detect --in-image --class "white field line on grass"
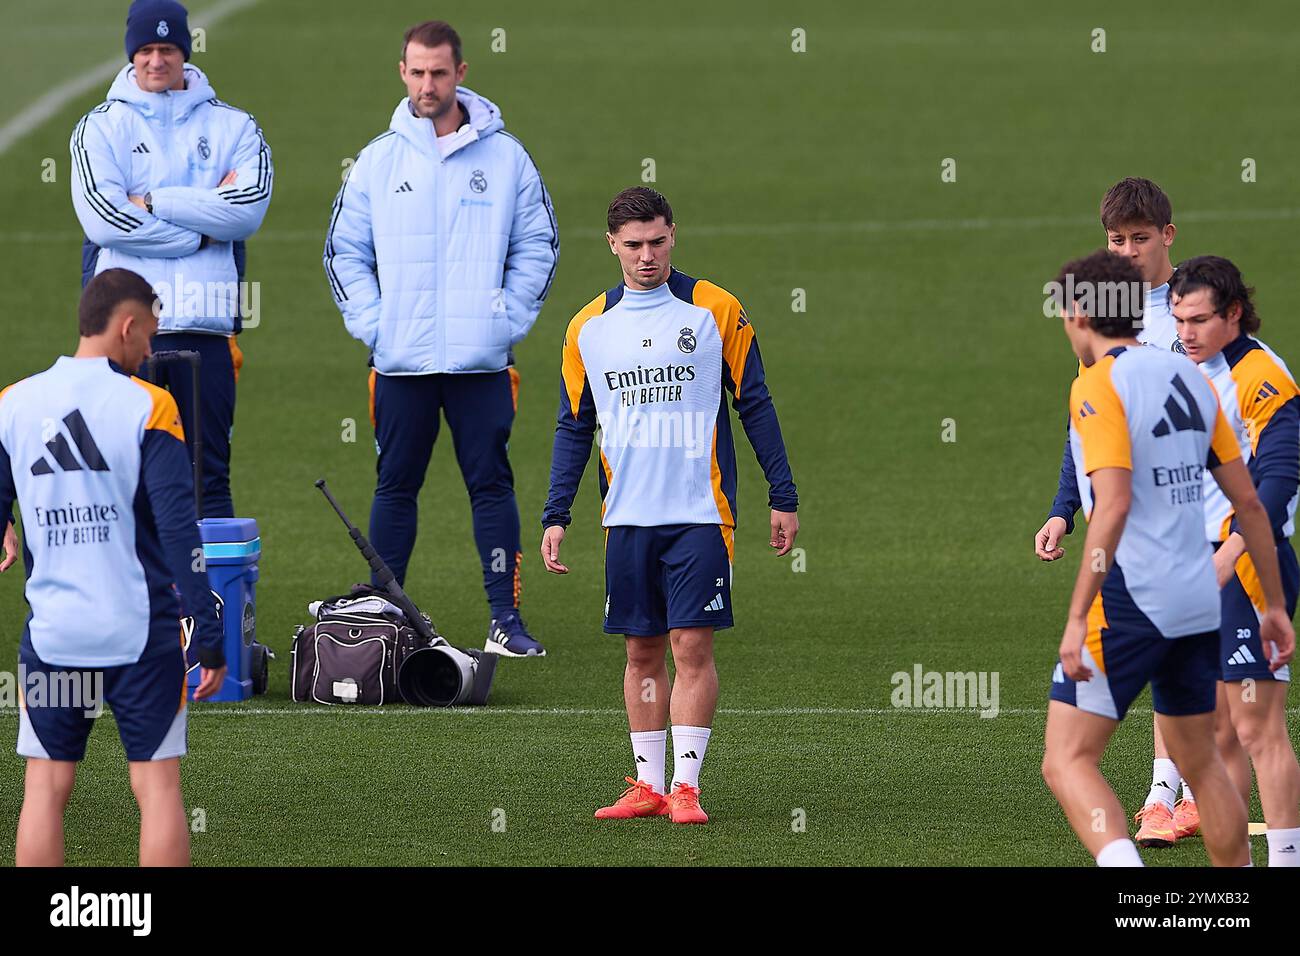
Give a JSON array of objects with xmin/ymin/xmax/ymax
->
[
  {"xmin": 3, "ymin": 207, "xmax": 1300, "ymax": 245},
  {"xmin": 0, "ymin": 0, "xmax": 267, "ymax": 156},
  {"xmin": 2, "ymin": 706, "xmax": 1297, "ymax": 718}
]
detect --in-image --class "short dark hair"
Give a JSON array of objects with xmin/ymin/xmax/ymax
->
[
  {"xmin": 79, "ymin": 268, "xmax": 158, "ymax": 336},
  {"xmin": 1100, "ymin": 177, "xmax": 1173, "ymax": 232},
  {"xmin": 402, "ymin": 20, "xmax": 462, "ymax": 65},
  {"xmin": 607, "ymin": 186, "xmax": 673, "ymax": 234},
  {"xmin": 1052, "ymin": 250, "xmax": 1146, "ymax": 338},
  {"xmin": 1170, "ymin": 255, "xmax": 1260, "ymax": 334}
]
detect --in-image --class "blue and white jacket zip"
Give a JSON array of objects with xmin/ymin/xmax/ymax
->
[
  {"xmin": 324, "ymin": 87, "xmax": 559, "ymax": 374},
  {"xmin": 71, "ymin": 64, "xmax": 272, "ymax": 333}
]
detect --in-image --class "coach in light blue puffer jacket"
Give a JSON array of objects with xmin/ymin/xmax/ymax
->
[
  {"xmin": 324, "ymin": 84, "xmax": 558, "ymax": 374},
  {"xmin": 324, "ymin": 21, "xmax": 558, "ymax": 659}
]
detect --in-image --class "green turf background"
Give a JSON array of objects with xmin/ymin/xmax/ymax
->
[{"xmin": 1, "ymin": 0, "xmax": 1298, "ymax": 865}]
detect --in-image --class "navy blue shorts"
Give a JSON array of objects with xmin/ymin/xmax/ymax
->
[
  {"xmin": 604, "ymin": 524, "xmax": 734, "ymax": 637},
  {"xmin": 16, "ymin": 648, "xmax": 188, "ymax": 762},
  {"xmin": 1218, "ymin": 541, "xmax": 1297, "ymax": 683},
  {"xmin": 1049, "ymin": 566, "xmax": 1218, "ymax": 720}
]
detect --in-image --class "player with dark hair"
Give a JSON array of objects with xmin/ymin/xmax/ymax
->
[
  {"xmin": 0, "ymin": 268, "xmax": 225, "ymax": 866},
  {"xmin": 541, "ymin": 187, "xmax": 799, "ymax": 824},
  {"xmin": 1171, "ymin": 255, "xmax": 1300, "ymax": 866},
  {"xmin": 1040, "ymin": 250, "xmax": 1293, "ymax": 866},
  {"xmin": 1034, "ymin": 179, "xmax": 1203, "ymax": 846}
]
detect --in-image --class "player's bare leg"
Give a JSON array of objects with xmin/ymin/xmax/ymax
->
[
  {"xmin": 1215, "ymin": 681, "xmax": 1252, "ymax": 807},
  {"xmin": 1226, "ymin": 679, "xmax": 1300, "ymax": 865},
  {"xmin": 129, "ymin": 758, "xmax": 190, "ymax": 867},
  {"xmin": 668, "ymin": 627, "xmax": 717, "ymax": 728},
  {"xmin": 625, "ymin": 634, "xmax": 670, "ymax": 731},
  {"xmin": 1042, "ymin": 701, "xmax": 1135, "ymax": 863},
  {"xmin": 15, "ymin": 759, "xmax": 76, "ymax": 866},
  {"xmin": 1157, "ymin": 710, "xmax": 1249, "ymax": 866}
]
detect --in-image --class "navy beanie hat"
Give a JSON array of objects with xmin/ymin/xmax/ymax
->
[{"xmin": 125, "ymin": 0, "xmax": 192, "ymax": 61}]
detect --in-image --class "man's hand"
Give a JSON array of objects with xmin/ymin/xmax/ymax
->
[
  {"xmin": 1261, "ymin": 607, "xmax": 1296, "ymax": 672},
  {"xmin": 219, "ymin": 169, "xmax": 237, "ymax": 187},
  {"xmin": 1, "ymin": 521, "xmax": 17, "ymax": 573},
  {"xmin": 1058, "ymin": 614, "xmax": 1092, "ymax": 681},
  {"xmin": 1214, "ymin": 534, "xmax": 1246, "ymax": 589},
  {"xmin": 192, "ymin": 665, "xmax": 227, "ymax": 701},
  {"xmin": 127, "ymin": 194, "xmax": 147, "ymax": 209},
  {"xmin": 1035, "ymin": 516, "xmax": 1068, "ymax": 561},
  {"xmin": 770, "ymin": 510, "xmax": 798, "ymax": 557},
  {"xmin": 541, "ymin": 525, "xmax": 568, "ymax": 574}
]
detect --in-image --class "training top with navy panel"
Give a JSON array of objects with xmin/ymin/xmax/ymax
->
[
  {"xmin": 1050, "ymin": 345, "xmax": 1241, "ymax": 720},
  {"xmin": 1195, "ymin": 333, "xmax": 1300, "ymax": 682},
  {"xmin": 543, "ymin": 269, "xmax": 797, "ymax": 531},
  {"xmin": 0, "ymin": 357, "xmax": 224, "ymax": 761},
  {"xmin": 542, "ymin": 269, "xmax": 797, "ymax": 635}
]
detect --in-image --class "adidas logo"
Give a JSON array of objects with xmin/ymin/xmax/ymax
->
[
  {"xmin": 131, "ymin": 142, "xmax": 150, "ymax": 154},
  {"xmin": 635, "ymin": 755, "xmax": 647, "ymax": 763},
  {"xmin": 1228, "ymin": 644, "xmax": 1257, "ymax": 666},
  {"xmin": 1154, "ymin": 781, "xmax": 1175, "ymax": 791},
  {"xmin": 1281, "ymin": 844, "xmax": 1296, "ymax": 853},
  {"xmin": 704, "ymin": 593, "xmax": 724, "ymax": 612},
  {"xmin": 679, "ymin": 751, "xmax": 698, "ymax": 760},
  {"xmin": 395, "ymin": 181, "xmax": 413, "ymax": 193},
  {"xmin": 1258, "ymin": 381, "xmax": 1280, "ymax": 402},
  {"xmin": 30, "ymin": 410, "xmax": 109, "ymax": 476},
  {"xmin": 1078, "ymin": 400, "xmax": 1097, "ymax": 420},
  {"xmin": 1052, "ymin": 663, "xmax": 1065, "ymax": 683},
  {"xmin": 1151, "ymin": 374, "xmax": 1207, "ymax": 437}
]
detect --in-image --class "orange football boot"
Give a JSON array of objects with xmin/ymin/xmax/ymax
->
[
  {"xmin": 1173, "ymin": 798, "xmax": 1200, "ymax": 839},
  {"xmin": 1134, "ymin": 802, "xmax": 1177, "ymax": 848},
  {"xmin": 665, "ymin": 782, "xmax": 709, "ymax": 824},
  {"xmin": 594, "ymin": 777, "xmax": 668, "ymax": 819}
]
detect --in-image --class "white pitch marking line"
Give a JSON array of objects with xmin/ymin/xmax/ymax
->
[
  {"xmin": 4, "ymin": 706, "xmax": 1295, "ymax": 718},
  {"xmin": 0, "ymin": 0, "xmax": 268, "ymax": 156}
]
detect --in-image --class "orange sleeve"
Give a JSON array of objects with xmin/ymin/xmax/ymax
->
[
  {"xmin": 1070, "ymin": 360, "xmax": 1131, "ymax": 473},
  {"xmin": 693, "ymin": 280, "xmax": 754, "ymax": 398},
  {"xmin": 131, "ymin": 378, "xmax": 185, "ymax": 442},
  {"xmin": 1232, "ymin": 349, "xmax": 1300, "ymax": 454},
  {"xmin": 562, "ymin": 294, "xmax": 603, "ymax": 419},
  {"xmin": 1208, "ymin": 404, "xmax": 1241, "ymax": 467}
]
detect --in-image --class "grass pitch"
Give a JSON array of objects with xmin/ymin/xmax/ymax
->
[{"xmin": 1, "ymin": 0, "xmax": 1299, "ymax": 865}]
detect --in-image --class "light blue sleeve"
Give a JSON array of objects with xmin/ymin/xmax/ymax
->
[
  {"xmin": 323, "ymin": 149, "xmax": 382, "ymax": 349},
  {"xmin": 148, "ymin": 115, "xmax": 273, "ymax": 242},
  {"xmin": 503, "ymin": 145, "xmax": 559, "ymax": 346},
  {"xmin": 70, "ymin": 112, "xmax": 203, "ymax": 257}
]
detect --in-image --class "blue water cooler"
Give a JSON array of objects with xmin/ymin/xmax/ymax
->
[{"xmin": 186, "ymin": 518, "xmax": 265, "ymax": 702}]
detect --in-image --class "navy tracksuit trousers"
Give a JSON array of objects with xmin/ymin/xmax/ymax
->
[
  {"xmin": 369, "ymin": 368, "xmax": 522, "ymax": 614},
  {"xmin": 149, "ymin": 332, "xmax": 239, "ymax": 519}
]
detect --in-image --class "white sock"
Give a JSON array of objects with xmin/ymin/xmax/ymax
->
[
  {"xmin": 670, "ymin": 725, "xmax": 711, "ymax": 790},
  {"xmin": 1145, "ymin": 758, "xmax": 1179, "ymax": 811},
  {"xmin": 1180, "ymin": 779, "xmax": 1195, "ymax": 804},
  {"xmin": 1096, "ymin": 838, "xmax": 1144, "ymax": 867},
  {"xmin": 629, "ymin": 730, "xmax": 666, "ymax": 794},
  {"xmin": 1267, "ymin": 826, "xmax": 1300, "ymax": 867}
]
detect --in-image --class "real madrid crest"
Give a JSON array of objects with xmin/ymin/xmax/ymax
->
[
  {"xmin": 677, "ymin": 327, "xmax": 696, "ymax": 354},
  {"xmin": 197, "ymin": 136, "xmax": 210, "ymax": 160},
  {"xmin": 470, "ymin": 169, "xmax": 488, "ymax": 193},
  {"xmin": 156, "ymin": 19, "xmax": 170, "ymax": 37}
]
